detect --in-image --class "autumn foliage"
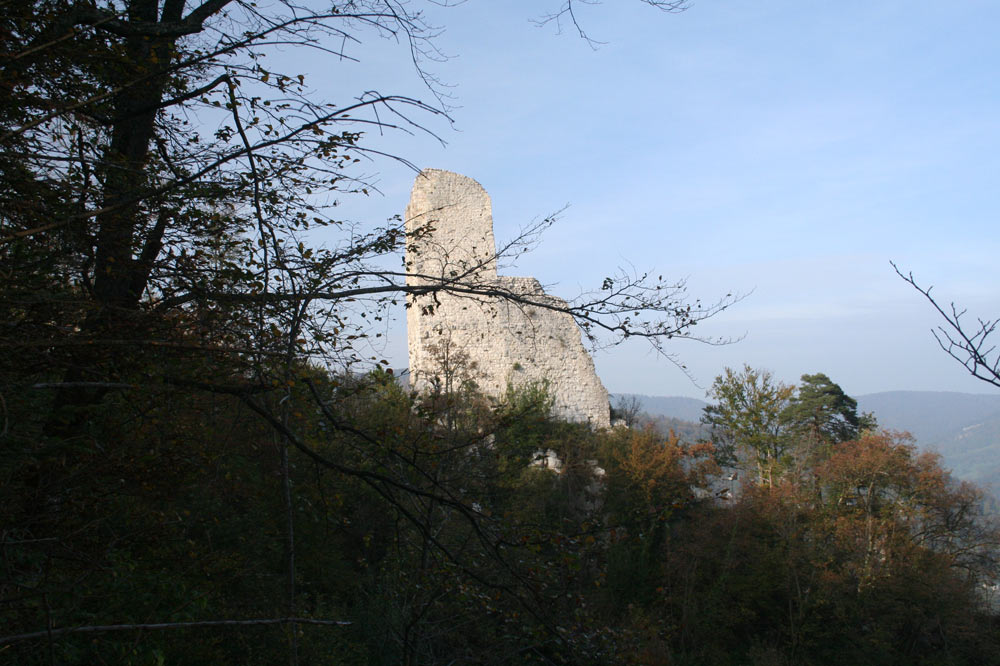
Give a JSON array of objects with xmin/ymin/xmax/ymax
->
[{"xmin": 2, "ymin": 367, "xmax": 999, "ymax": 664}]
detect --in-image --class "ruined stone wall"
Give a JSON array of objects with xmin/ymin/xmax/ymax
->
[{"xmin": 405, "ymin": 169, "xmax": 610, "ymax": 428}]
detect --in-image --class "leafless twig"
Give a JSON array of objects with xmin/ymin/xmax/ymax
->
[
  {"xmin": 0, "ymin": 617, "xmax": 351, "ymax": 646},
  {"xmin": 892, "ymin": 261, "xmax": 1000, "ymax": 389}
]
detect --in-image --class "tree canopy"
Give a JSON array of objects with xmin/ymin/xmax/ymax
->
[
  {"xmin": 782, "ymin": 372, "xmax": 874, "ymax": 445},
  {"xmin": 702, "ymin": 364, "xmax": 795, "ymax": 485},
  {"xmin": 703, "ymin": 367, "xmax": 877, "ymax": 487}
]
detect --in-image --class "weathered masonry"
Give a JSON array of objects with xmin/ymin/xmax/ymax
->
[{"xmin": 405, "ymin": 169, "xmax": 610, "ymax": 428}]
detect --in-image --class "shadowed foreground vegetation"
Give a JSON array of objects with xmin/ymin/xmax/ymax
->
[{"xmin": 3, "ymin": 368, "xmax": 999, "ymax": 665}]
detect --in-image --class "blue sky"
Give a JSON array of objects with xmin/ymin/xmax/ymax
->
[{"xmin": 294, "ymin": 1, "xmax": 1000, "ymax": 399}]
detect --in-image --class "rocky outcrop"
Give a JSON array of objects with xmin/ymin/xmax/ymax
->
[{"xmin": 405, "ymin": 169, "xmax": 610, "ymax": 428}]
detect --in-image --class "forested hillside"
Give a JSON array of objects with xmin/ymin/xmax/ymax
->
[
  {"xmin": 622, "ymin": 390, "xmax": 1000, "ymax": 498},
  {"xmin": 857, "ymin": 392, "xmax": 1000, "ymax": 494}
]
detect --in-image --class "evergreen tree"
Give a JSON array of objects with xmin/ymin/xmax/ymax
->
[{"xmin": 781, "ymin": 372, "xmax": 873, "ymax": 445}]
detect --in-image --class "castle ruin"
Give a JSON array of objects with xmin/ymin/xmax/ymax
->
[{"xmin": 405, "ymin": 169, "xmax": 611, "ymax": 428}]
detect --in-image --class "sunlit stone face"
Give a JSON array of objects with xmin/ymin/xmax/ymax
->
[{"xmin": 405, "ymin": 169, "xmax": 610, "ymax": 428}]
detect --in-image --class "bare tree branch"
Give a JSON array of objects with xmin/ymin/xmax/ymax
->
[
  {"xmin": 0, "ymin": 617, "xmax": 351, "ymax": 646},
  {"xmin": 892, "ymin": 261, "xmax": 1000, "ymax": 389},
  {"xmin": 534, "ymin": 0, "xmax": 689, "ymax": 46}
]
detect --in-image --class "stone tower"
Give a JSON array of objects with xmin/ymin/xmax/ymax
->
[{"xmin": 405, "ymin": 169, "xmax": 610, "ymax": 428}]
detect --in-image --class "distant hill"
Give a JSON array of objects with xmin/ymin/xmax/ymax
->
[
  {"xmin": 619, "ymin": 390, "xmax": 1000, "ymax": 496},
  {"xmin": 611, "ymin": 394, "xmax": 708, "ymax": 423},
  {"xmin": 855, "ymin": 391, "xmax": 1000, "ymax": 443},
  {"xmin": 856, "ymin": 391, "xmax": 1000, "ymax": 493}
]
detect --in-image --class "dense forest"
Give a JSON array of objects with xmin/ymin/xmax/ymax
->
[
  {"xmin": 3, "ymin": 0, "xmax": 999, "ymax": 663},
  {"xmin": 4, "ymin": 362, "xmax": 1000, "ymax": 664}
]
